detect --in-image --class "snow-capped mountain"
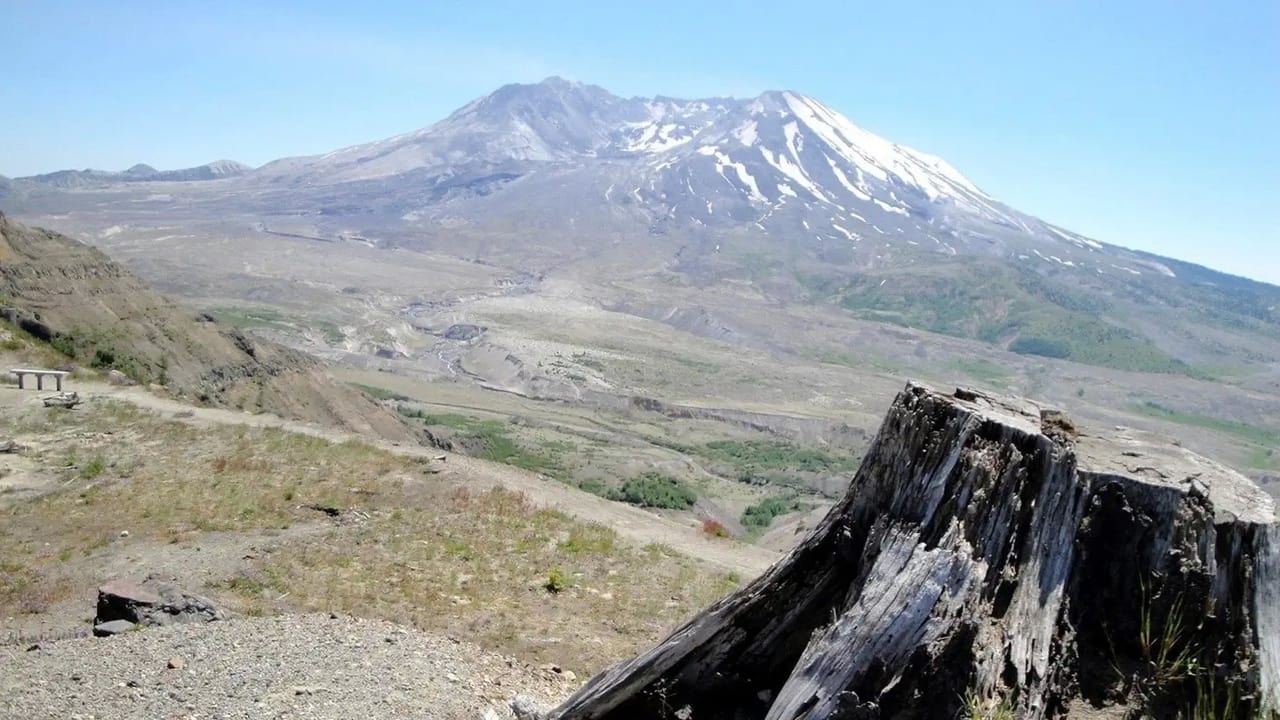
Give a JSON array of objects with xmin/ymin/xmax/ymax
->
[{"xmin": 234, "ymin": 77, "xmax": 1164, "ymax": 279}]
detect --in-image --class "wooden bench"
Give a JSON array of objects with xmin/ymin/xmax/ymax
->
[{"xmin": 9, "ymin": 368, "xmax": 69, "ymax": 391}]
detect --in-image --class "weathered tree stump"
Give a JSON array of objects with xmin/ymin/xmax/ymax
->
[{"xmin": 549, "ymin": 383, "xmax": 1279, "ymax": 719}]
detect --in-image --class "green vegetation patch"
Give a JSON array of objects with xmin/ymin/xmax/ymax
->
[
  {"xmin": 399, "ymin": 408, "xmax": 565, "ymax": 477},
  {"xmin": 611, "ymin": 473, "xmax": 697, "ymax": 510},
  {"xmin": 211, "ymin": 306, "xmax": 344, "ymax": 345},
  {"xmin": 701, "ymin": 439, "xmax": 858, "ymax": 484},
  {"xmin": 351, "ymin": 383, "xmax": 410, "ymax": 402},
  {"xmin": 210, "ymin": 306, "xmax": 291, "ymax": 332},
  {"xmin": 741, "ymin": 494, "xmax": 801, "ymax": 530},
  {"xmin": 947, "ymin": 358, "xmax": 1014, "ymax": 387},
  {"xmin": 48, "ymin": 326, "xmax": 156, "ymax": 383},
  {"xmin": 827, "ymin": 260, "xmax": 1195, "ymax": 375}
]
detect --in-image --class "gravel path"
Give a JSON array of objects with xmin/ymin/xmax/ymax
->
[{"xmin": 1, "ymin": 614, "xmax": 576, "ymax": 719}]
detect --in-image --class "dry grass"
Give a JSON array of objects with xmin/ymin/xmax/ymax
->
[
  {"xmin": 234, "ymin": 487, "xmax": 741, "ymax": 673},
  {"xmin": 0, "ymin": 396, "xmax": 743, "ymax": 673}
]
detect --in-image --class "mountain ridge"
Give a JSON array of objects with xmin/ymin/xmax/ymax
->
[{"xmin": 18, "ymin": 159, "xmax": 252, "ymax": 187}]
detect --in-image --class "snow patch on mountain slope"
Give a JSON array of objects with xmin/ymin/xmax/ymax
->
[
  {"xmin": 700, "ymin": 147, "xmax": 766, "ymax": 203},
  {"xmin": 624, "ymin": 122, "xmax": 695, "ymax": 153},
  {"xmin": 734, "ymin": 121, "xmax": 759, "ymax": 146},
  {"xmin": 873, "ymin": 198, "xmax": 909, "ymax": 216},
  {"xmin": 760, "ymin": 148, "xmax": 830, "ymax": 203},
  {"xmin": 831, "ymin": 223, "xmax": 859, "ymax": 241},
  {"xmin": 826, "ymin": 156, "xmax": 872, "ymax": 201},
  {"xmin": 783, "ymin": 122, "xmax": 804, "ymax": 161},
  {"xmin": 1048, "ymin": 225, "xmax": 1104, "ymax": 250}
]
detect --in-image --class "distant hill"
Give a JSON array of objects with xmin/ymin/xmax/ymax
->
[
  {"xmin": 17, "ymin": 159, "xmax": 251, "ymax": 187},
  {"xmin": 0, "ymin": 213, "xmax": 416, "ymax": 441}
]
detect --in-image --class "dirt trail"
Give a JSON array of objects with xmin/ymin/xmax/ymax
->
[{"xmin": 78, "ymin": 382, "xmax": 781, "ymax": 577}]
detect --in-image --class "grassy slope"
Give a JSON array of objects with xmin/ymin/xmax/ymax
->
[
  {"xmin": 1131, "ymin": 401, "xmax": 1280, "ymax": 472},
  {"xmin": 0, "ymin": 397, "xmax": 740, "ymax": 673},
  {"xmin": 812, "ymin": 258, "xmax": 1198, "ymax": 375}
]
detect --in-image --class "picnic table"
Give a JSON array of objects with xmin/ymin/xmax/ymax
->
[{"xmin": 9, "ymin": 368, "xmax": 69, "ymax": 391}]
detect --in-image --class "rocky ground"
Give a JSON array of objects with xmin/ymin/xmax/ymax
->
[{"xmin": 1, "ymin": 613, "xmax": 577, "ymax": 719}]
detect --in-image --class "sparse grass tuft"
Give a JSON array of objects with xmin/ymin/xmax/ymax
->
[
  {"xmin": 560, "ymin": 525, "xmax": 618, "ymax": 554},
  {"xmin": 79, "ymin": 456, "xmax": 106, "ymax": 480},
  {"xmin": 964, "ymin": 691, "xmax": 1014, "ymax": 720},
  {"xmin": 1137, "ymin": 578, "xmax": 1198, "ymax": 687}
]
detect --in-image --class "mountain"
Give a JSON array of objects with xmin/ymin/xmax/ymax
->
[
  {"xmin": 244, "ymin": 78, "xmax": 1122, "ymax": 257},
  {"xmin": 0, "ymin": 213, "xmax": 417, "ymax": 441},
  {"xmin": 3, "ymin": 78, "xmax": 1279, "ymax": 376},
  {"xmin": 18, "ymin": 159, "xmax": 252, "ymax": 187}
]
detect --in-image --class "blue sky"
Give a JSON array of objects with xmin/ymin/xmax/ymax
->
[{"xmin": 2, "ymin": 1, "xmax": 1277, "ymax": 283}]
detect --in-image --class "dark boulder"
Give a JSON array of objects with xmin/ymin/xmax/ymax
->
[
  {"xmin": 95, "ymin": 576, "xmax": 227, "ymax": 631},
  {"xmin": 442, "ymin": 324, "xmax": 485, "ymax": 341}
]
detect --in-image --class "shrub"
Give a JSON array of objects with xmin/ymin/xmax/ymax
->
[
  {"xmin": 79, "ymin": 457, "xmax": 106, "ymax": 480},
  {"xmin": 1009, "ymin": 336, "xmax": 1071, "ymax": 359},
  {"xmin": 701, "ymin": 519, "xmax": 730, "ymax": 538},
  {"xmin": 50, "ymin": 334, "xmax": 76, "ymax": 358},
  {"xmin": 742, "ymin": 495, "xmax": 801, "ymax": 530},
  {"xmin": 91, "ymin": 347, "xmax": 117, "ymax": 368},
  {"xmin": 611, "ymin": 473, "xmax": 697, "ymax": 510},
  {"xmin": 545, "ymin": 567, "xmax": 568, "ymax": 594}
]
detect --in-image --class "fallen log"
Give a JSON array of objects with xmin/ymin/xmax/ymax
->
[
  {"xmin": 41, "ymin": 391, "xmax": 81, "ymax": 409},
  {"xmin": 549, "ymin": 383, "xmax": 1279, "ymax": 719}
]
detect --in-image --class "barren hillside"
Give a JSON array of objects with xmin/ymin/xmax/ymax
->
[{"xmin": 0, "ymin": 214, "xmax": 416, "ymax": 441}]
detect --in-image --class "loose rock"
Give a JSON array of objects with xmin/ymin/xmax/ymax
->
[{"xmin": 92, "ymin": 619, "xmax": 136, "ymax": 637}]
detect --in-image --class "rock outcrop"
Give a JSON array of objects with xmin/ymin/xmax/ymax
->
[
  {"xmin": 94, "ymin": 577, "xmax": 227, "ymax": 636},
  {"xmin": 550, "ymin": 383, "xmax": 1279, "ymax": 719},
  {"xmin": 0, "ymin": 214, "xmax": 417, "ymax": 442}
]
